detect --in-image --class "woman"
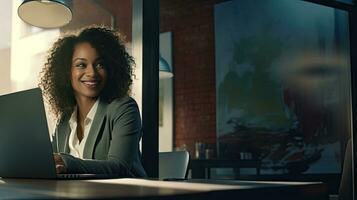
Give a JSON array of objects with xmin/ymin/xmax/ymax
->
[{"xmin": 39, "ymin": 26, "xmax": 147, "ymax": 177}]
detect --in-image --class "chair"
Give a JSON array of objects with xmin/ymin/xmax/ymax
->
[{"xmin": 159, "ymin": 151, "xmax": 190, "ymax": 179}]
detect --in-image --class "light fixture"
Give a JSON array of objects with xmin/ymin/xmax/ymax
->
[
  {"xmin": 18, "ymin": 0, "xmax": 72, "ymax": 28},
  {"xmin": 159, "ymin": 56, "xmax": 173, "ymax": 79}
]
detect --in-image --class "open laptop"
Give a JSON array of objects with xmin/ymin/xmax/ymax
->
[{"xmin": 0, "ymin": 88, "xmax": 113, "ymax": 179}]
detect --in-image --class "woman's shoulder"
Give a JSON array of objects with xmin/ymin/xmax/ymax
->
[
  {"xmin": 107, "ymin": 95, "xmax": 138, "ymax": 107},
  {"xmin": 104, "ymin": 96, "xmax": 139, "ymax": 116}
]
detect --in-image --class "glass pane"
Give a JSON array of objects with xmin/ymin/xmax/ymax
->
[
  {"xmin": 160, "ymin": 0, "xmax": 351, "ymax": 192},
  {"xmin": 215, "ymin": 0, "xmax": 350, "ymax": 175},
  {"xmin": 335, "ymin": 0, "xmax": 353, "ymax": 4}
]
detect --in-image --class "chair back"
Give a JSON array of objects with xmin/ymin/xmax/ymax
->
[{"xmin": 159, "ymin": 151, "xmax": 190, "ymax": 179}]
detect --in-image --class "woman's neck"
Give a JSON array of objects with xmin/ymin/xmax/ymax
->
[{"xmin": 75, "ymin": 96, "xmax": 97, "ymax": 121}]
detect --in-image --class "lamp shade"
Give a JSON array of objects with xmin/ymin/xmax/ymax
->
[
  {"xmin": 18, "ymin": 0, "xmax": 72, "ymax": 28},
  {"xmin": 159, "ymin": 56, "xmax": 173, "ymax": 79}
]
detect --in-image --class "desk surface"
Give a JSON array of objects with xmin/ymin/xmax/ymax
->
[{"xmin": 0, "ymin": 178, "xmax": 328, "ymax": 200}]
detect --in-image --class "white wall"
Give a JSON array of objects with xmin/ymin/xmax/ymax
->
[
  {"xmin": 10, "ymin": 0, "xmax": 60, "ymax": 135},
  {"xmin": 11, "ymin": 0, "xmax": 60, "ymax": 92},
  {"xmin": 0, "ymin": 0, "xmax": 12, "ymax": 95},
  {"xmin": 0, "ymin": 48, "xmax": 11, "ymax": 95}
]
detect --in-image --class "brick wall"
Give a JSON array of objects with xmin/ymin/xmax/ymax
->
[{"xmin": 160, "ymin": 0, "xmax": 225, "ymax": 156}]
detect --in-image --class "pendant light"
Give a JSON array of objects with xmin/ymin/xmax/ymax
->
[
  {"xmin": 18, "ymin": 0, "xmax": 72, "ymax": 28},
  {"xmin": 159, "ymin": 55, "xmax": 173, "ymax": 79}
]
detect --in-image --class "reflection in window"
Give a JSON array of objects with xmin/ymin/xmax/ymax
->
[
  {"xmin": 215, "ymin": 0, "xmax": 350, "ymax": 175},
  {"xmin": 335, "ymin": 0, "xmax": 353, "ymax": 4}
]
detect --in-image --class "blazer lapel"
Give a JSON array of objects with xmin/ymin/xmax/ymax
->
[
  {"xmin": 57, "ymin": 118, "xmax": 70, "ymax": 153},
  {"xmin": 83, "ymin": 99, "xmax": 107, "ymax": 159}
]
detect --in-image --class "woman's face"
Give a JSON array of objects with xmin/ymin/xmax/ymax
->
[{"xmin": 71, "ymin": 42, "xmax": 107, "ymax": 101}]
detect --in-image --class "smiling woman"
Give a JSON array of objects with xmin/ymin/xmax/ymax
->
[
  {"xmin": 38, "ymin": 26, "xmax": 147, "ymax": 177},
  {"xmin": 70, "ymin": 42, "xmax": 107, "ymax": 106},
  {"xmin": 69, "ymin": 42, "xmax": 108, "ymax": 143}
]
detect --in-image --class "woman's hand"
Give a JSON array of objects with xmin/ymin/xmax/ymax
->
[{"xmin": 53, "ymin": 153, "xmax": 67, "ymax": 174}]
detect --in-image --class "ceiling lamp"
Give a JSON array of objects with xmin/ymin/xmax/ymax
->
[{"xmin": 18, "ymin": 0, "xmax": 72, "ymax": 28}]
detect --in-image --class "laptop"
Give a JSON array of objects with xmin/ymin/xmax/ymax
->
[{"xmin": 0, "ymin": 88, "xmax": 113, "ymax": 179}]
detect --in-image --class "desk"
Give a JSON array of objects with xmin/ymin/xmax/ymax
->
[{"xmin": 0, "ymin": 178, "xmax": 328, "ymax": 199}]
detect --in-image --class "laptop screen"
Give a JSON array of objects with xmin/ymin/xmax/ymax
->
[{"xmin": 0, "ymin": 88, "xmax": 57, "ymax": 178}]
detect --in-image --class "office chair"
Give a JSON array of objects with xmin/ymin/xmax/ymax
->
[{"xmin": 159, "ymin": 151, "xmax": 190, "ymax": 179}]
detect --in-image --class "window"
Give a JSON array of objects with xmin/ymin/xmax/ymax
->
[{"xmin": 160, "ymin": 0, "xmax": 352, "ymax": 193}]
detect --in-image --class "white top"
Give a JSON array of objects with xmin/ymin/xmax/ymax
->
[{"xmin": 68, "ymin": 99, "xmax": 99, "ymax": 159}]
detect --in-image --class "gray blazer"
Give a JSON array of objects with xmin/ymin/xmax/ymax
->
[{"xmin": 52, "ymin": 96, "xmax": 147, "ymax": 177}]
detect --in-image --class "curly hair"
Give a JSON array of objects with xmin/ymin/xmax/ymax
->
[{"xmin": 39, "ymin": 26, "xmax": 134, "ymax": 119}]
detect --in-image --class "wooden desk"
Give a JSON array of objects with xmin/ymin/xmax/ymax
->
[{"xmin": 0, "ymin": 178, "xmax": 328, "ymax": 200}]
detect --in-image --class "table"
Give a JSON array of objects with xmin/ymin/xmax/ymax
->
[{"xmin": 0, "ymin": 178, "xmax": 328, "ymax": 200}]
